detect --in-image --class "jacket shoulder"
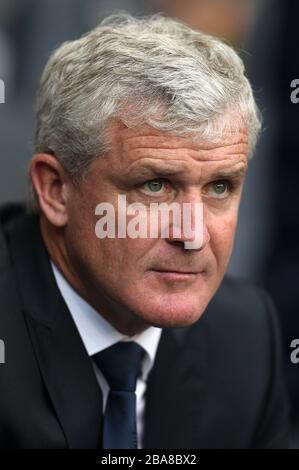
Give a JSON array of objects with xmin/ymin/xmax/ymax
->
[
  {"xmin": 204, "ymin": 275, "xmax": 279, "ymax": 335},
  {"xmin": 189, "ymin": 275, "xmax": 283, "ymax": 388}
]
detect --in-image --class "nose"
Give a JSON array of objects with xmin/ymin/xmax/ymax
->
[{"xmin": 164, "ymin": 197, "xmax": 210, "ymax": 251}]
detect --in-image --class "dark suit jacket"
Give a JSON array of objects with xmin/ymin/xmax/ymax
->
[{"xmin": 0, "ymin": 204, "xmax": 290, "ymax": 449}]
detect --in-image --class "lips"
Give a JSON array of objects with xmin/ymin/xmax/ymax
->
[
  {"xmin": 149, "ymin": 268, "xmax": 204, "ymax": 282},
  {"xmin": 152, "ymin": 269, "xmax": 200, "ymax": 275}
]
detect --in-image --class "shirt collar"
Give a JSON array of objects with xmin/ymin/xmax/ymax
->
[{"xmin": 50, "ymin": 260, "xmax": 162, "ymax": 380}]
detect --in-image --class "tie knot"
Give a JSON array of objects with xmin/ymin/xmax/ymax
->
[{"xmin": 93, "ymin": 342, "xmax": 145, "ymax": 392}]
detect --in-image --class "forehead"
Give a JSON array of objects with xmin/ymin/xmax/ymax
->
[{"xmin": 105, "ymin": 122, "xmax": 249, "ymax": 174}]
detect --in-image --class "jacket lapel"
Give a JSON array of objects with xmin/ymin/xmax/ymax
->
[
  {"xmin": 144, "ymin": 323, "xmax": 207, "ymax": 448},
  {"xmin": 7, "ymin": 214, "xmax": 103, "ymax": 448}
]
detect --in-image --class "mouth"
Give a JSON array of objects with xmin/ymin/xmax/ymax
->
[{"xmin": 149, "ymin": 268, "xmax": 203, "ymax": 282}]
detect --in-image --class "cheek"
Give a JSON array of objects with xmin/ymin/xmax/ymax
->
[
  {"xmin": 209, "ymin": 214, "xmax": 238, "ymax": 268},
  {"xmin": 87, "ymin": 236, "xmax": 157, "ymax": 285},
  {"xmin": 66, "ymin": 191, "xmax": 159, "ymax": 282}
]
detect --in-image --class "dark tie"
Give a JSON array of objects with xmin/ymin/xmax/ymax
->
[{"xmin": 93, "ymin": 341, "xmax": 145, "ymax": 449}]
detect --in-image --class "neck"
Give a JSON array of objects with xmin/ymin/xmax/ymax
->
[{"xmin": 40, "ymin": 216, "xmax": 150, "ymax": 336}]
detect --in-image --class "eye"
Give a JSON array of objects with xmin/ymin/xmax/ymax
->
[
  {"xmin": 140, "ymin": 179, "xmax": 170, "ymax": 196},
  {"xmin": 207, "ymin": 180, "xmax": 232, "ymax": 199}
]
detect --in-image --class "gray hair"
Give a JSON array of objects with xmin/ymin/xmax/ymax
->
[{"xmin": 29, "ymin": 12, "xmax": 261, "ymax": 211}]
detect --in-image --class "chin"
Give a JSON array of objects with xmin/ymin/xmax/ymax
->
[{"xmin": 127, "ymin": 291, "xmax": 211, "ymax": 329}]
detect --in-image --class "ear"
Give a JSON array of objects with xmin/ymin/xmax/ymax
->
[{"xmin": 29, "ymin": 154, "xmax": 71, "ymax": 226}]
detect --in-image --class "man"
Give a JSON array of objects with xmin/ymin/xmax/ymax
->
[{"xmin": 0, "ymin": 13, "xmax": 289, "ymax": 448}]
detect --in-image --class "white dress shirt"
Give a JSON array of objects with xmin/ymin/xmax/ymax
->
[{"xmin": 50, "ymin": 260, "xmax": 162, "ymax": 448}]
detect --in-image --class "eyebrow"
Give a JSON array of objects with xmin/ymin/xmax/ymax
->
[
  {"xmin": 208, "ymin": 168, "xmax": 247, "ymax": 180},
  {"xmin": 129, "ymin": 163, "xmax": 247, "ymax": 180},
  {"xmin": 129, "ymin": 164, "xmax": 184, "ymax": 178}
]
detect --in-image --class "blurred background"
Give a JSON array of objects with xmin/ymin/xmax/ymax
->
[{"xmin": 0, "ymin": 0, "xmax": 298, "ymax": 447}]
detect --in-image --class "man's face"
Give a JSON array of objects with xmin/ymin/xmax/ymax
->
[{"xmin": 63, "ymin": 123, "xmax": 248, "ymax": 330}]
